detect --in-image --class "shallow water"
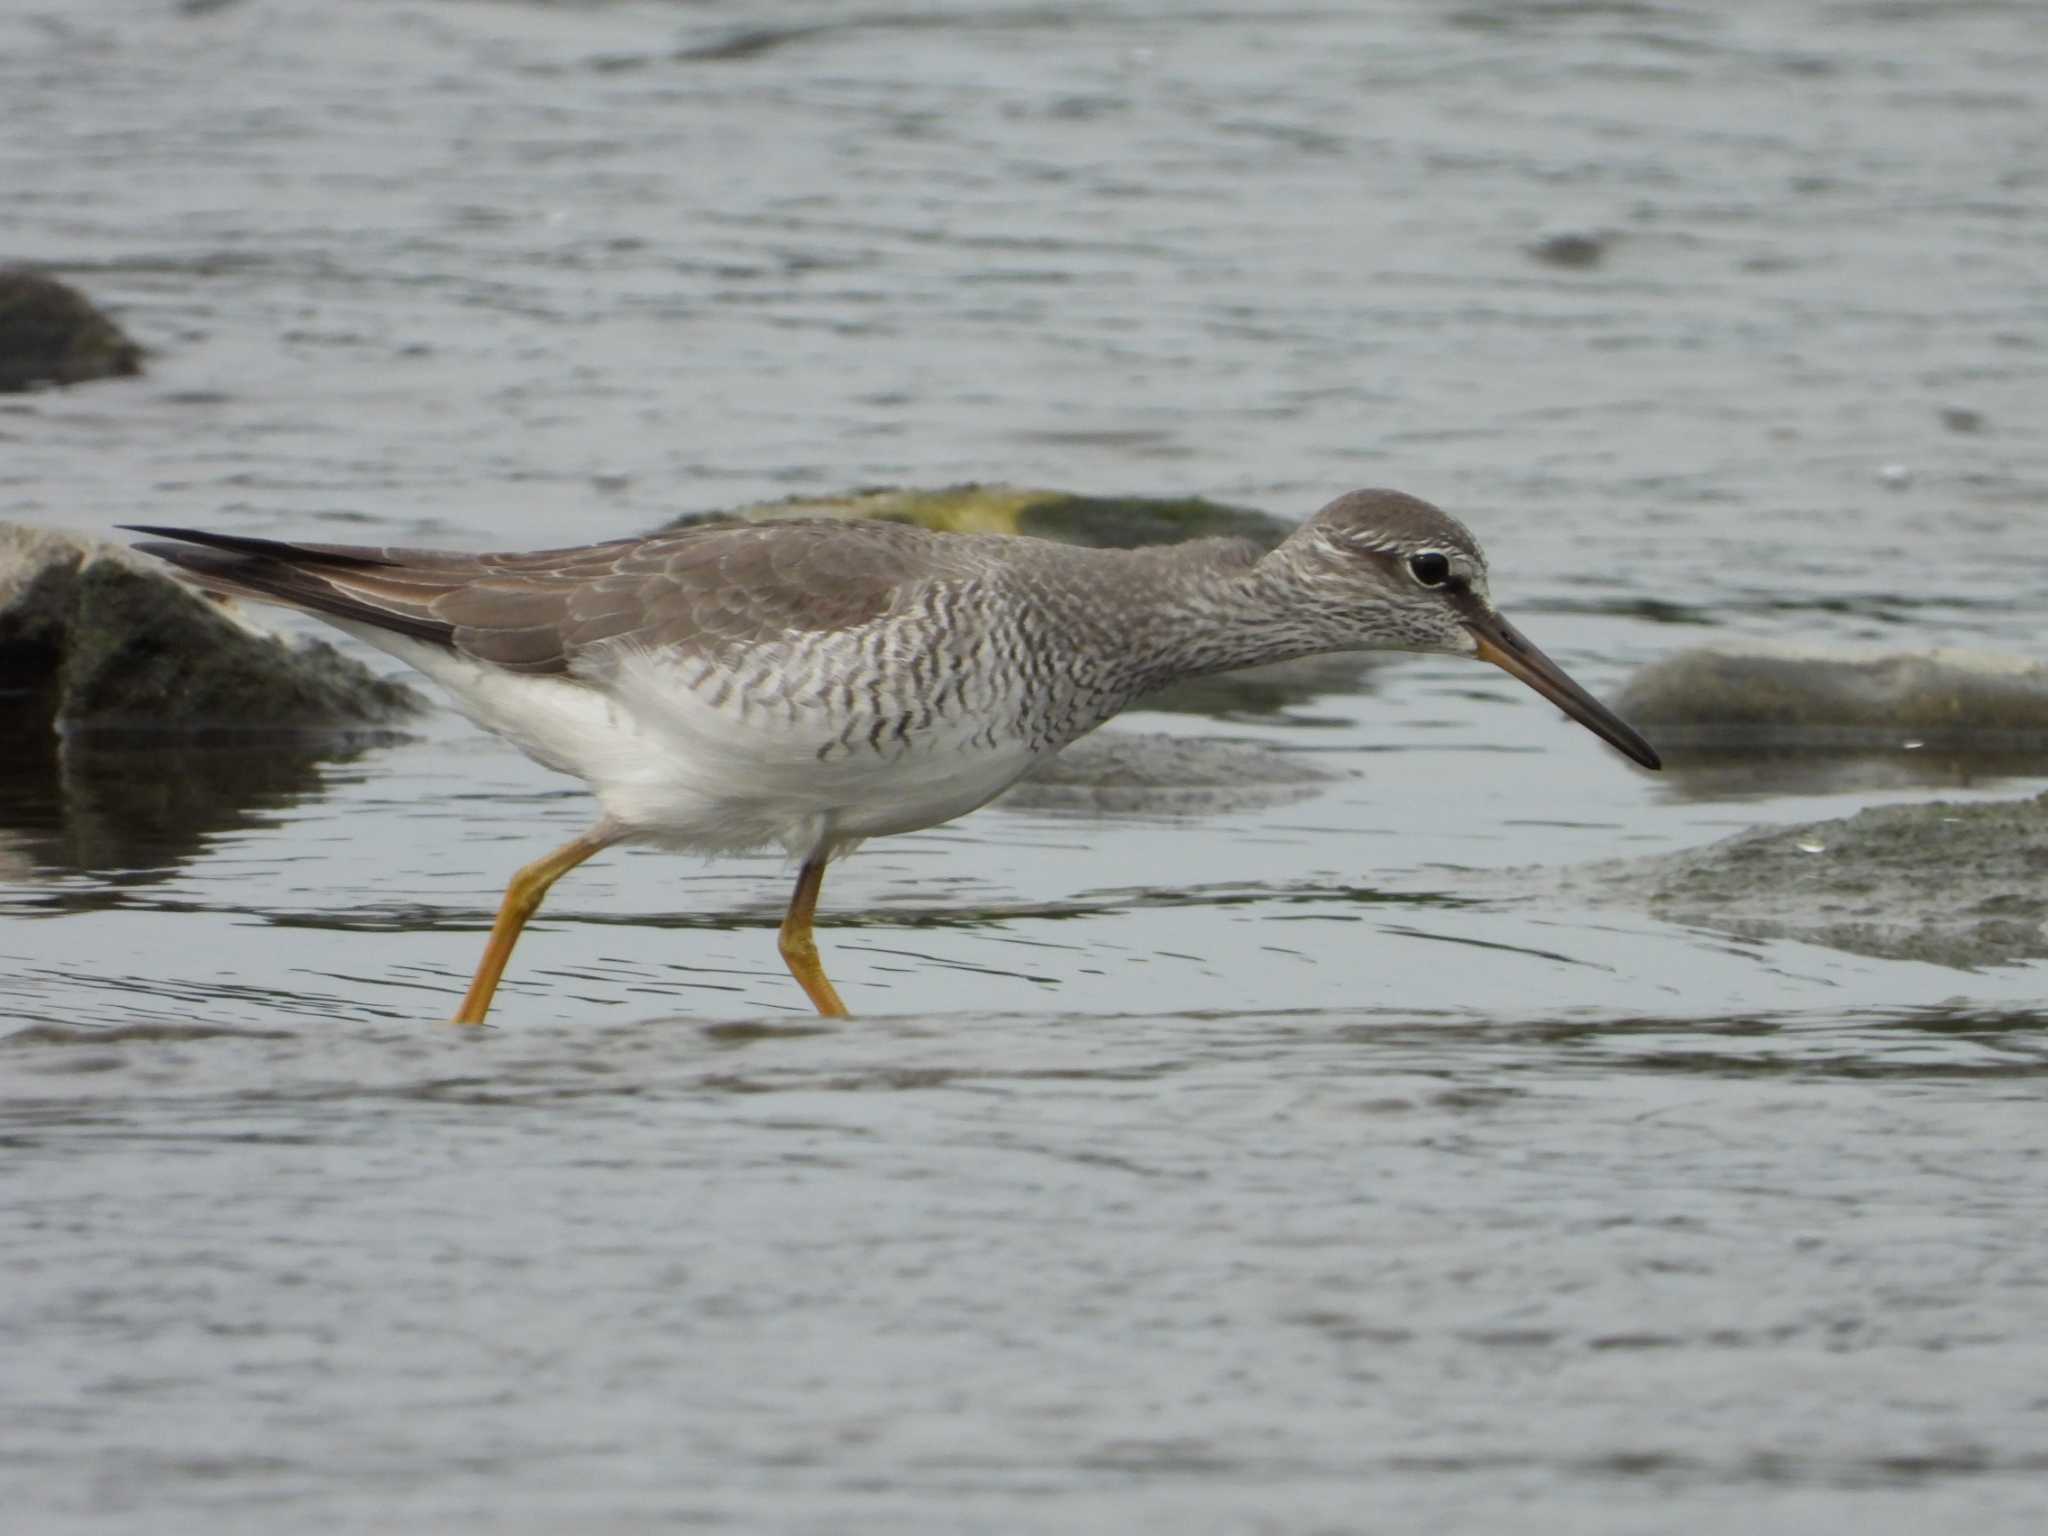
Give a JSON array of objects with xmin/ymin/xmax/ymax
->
[
  {"xmin": 5, "ymin": 0, "xmax": 2048, "ymax": 1530},
  {"xmin": 10, "ymin": 1004, "xmax": 2048, "ymax": 1533}
]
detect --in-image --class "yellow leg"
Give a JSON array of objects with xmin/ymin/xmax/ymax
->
[
  {"xmin": 451, "ymin": 828, "xmax": 618, "ymax": 1025},
  {"xmin": 778, "ymin": 855, "xmax": 849, "ymax": 1018}
]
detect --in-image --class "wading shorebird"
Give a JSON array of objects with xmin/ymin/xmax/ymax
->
[{"xmin": 130, "ymin": 490, "xmax": 1659, "ymax": 1022}]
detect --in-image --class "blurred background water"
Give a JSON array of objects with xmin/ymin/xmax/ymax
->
[{"xmin": 3, "ymin": 1, "xmax": 2046, "ymax": 1531}]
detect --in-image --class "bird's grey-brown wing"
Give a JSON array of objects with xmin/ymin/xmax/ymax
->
[{"xmin": 125, "ymin": 521, "xmax": 948, "ymax": 676}]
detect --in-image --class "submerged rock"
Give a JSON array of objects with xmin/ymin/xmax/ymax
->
[
  {"xmin": 0, "ymin": 524, "xmax": 422, "ymax": 732},
  {"xmin": 663, "ymin": 484, "xmax": 1380, "ymax": 718},
  {"xmin": 1526, "ymin": 230, "xmax": 1610, "ymax": 270},
  {"xmin": 1588, "ymin": 638, "xmax": 2048, "ymax": 961},
  {"xmin": 1617, "ymin": 643, "xmax": 2048, "ymax": 749},
  {"xmin": 0, "ymin": 271, "xmax": 144, "ymax": 392},
  {"xmin": 1569, "ymin": 792, "xmax": 2048, "ymax": 969}
]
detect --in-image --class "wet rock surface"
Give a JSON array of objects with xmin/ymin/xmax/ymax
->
[
  {"xmin": 0, "ymin": 524, "xmax": 422, "ymax": 732},
  {"xmin": 0, "ymin": 270, "xmax": 143, "ymax": 392},
  {"xmin": 1617, "ymin": 643, "xmax": 2048, "ymax": 749},
  {"xmin": 1567, "ymin": 791, "xmax": 2048, "ymax": 969}
]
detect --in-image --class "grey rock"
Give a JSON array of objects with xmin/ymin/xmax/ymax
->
[
  {"xmin": 1617, "ymin": 644, "xmax": 2048, "ymax": 749},
  {"xmin": 1526, "ymin": 230, "xmax": 1610, "ymax": 270},
  {"xmin": 0, "ymin": 271, "xmax": 143, "ymax": 392},
  {"xmin": 0, "ymin": 524, "xmax": 423, "ymax": 732}
]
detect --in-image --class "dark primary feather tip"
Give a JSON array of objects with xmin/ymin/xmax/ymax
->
[
  {"xmin": 122, "ymin": 523, "xmax": 461, "ymax": 652},
  {"xmin": 119, "ymin": 525, "xmax": 397, "ymax": 567}
]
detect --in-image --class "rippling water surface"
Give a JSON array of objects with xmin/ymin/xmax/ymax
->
[{"xmin": 4, "ymin": 1, "xmax": 2047, "ymax": 1530}]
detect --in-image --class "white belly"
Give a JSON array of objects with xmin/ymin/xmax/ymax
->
[{"xmin": 345, "ymin": 626, "xmax": 1043, "ymax": 858}]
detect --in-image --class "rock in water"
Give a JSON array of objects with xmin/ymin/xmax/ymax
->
[
  {"xmin": 0, "ymin": 524, "xmax": 422, "ymax": 732},
  {"xmin": 0, "ymin": 272, "xmax": 144, "ymax": 392},
  {"xmin": 1616, "ymin": 643, "xmax": 2048, "ymax": 748}
]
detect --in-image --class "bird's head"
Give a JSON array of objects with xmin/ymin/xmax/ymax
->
[{"xmin": 1278, "ymin": 489, "xmax": 1661, "ymax": 769}]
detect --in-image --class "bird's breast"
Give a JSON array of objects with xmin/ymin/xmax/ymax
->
[{"xmin": 583, "ymin": 634, "xmax": 1076, "ymax": 844}]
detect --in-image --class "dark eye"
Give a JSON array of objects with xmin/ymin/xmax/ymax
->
[{"xmin": 1408, "ymin": 552, "xmax": 1451, "ymax": 587}]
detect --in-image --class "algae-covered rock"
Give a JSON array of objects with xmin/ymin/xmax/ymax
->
[
  {"xmin": 661, "ymin": 484, "xmax": 1379, "ymax": 719},
  {"xmin": 0, "ymin": 271, "xmax": 144, "ymax": 392},
  {"xmin": 0, "ymin": 524, "xmax": 422, "ymax": 731},
  {"xmin": 1571, "ymin": 791, "xmax": 2048, "ymax": 969}
]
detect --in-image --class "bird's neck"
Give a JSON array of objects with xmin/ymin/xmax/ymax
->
[{"xmin": 1080, "ymin": 539, "xmax": 1352, "ymax": 694}]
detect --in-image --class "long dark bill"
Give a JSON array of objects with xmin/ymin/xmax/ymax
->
[{"xmin": 1460, "ymin": 606, "xmax": 1662, "ymax": 770}]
